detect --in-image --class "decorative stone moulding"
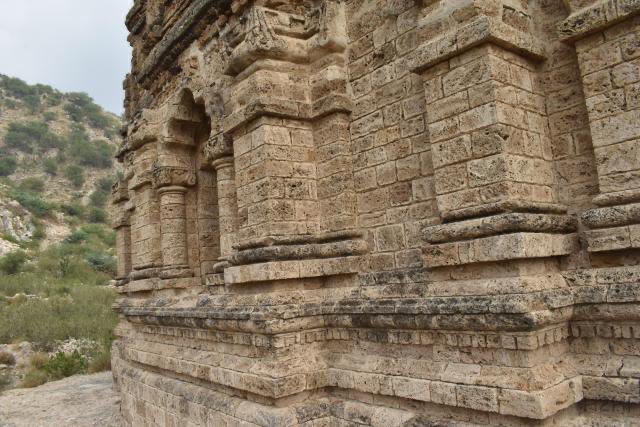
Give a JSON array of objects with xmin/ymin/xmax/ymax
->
[{"xmin": 111, "ymin": 0, "xmax": 640, "ymax": 425}]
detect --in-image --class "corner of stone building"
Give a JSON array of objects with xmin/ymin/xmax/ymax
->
[{"xmin": 110, "ymin": 0, "xmax": 640, "ymax": 425}]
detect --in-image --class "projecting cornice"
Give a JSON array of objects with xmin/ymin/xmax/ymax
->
[{"xmin": 136, "ymin": 0, "xmax": 232, "ymax": 87}]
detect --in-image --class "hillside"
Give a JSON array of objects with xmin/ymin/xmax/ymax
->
[
  {"xmin": 0, "ymin": 74, "xmax": 121, "ymax": 252},
  {"xmin": 0, "ymin": 75, "xmax": 120, "ymax": 391}
]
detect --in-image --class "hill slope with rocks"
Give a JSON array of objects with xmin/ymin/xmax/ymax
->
[
  {"xmin": 0, "ymin": 75, "xmax": 120, "ymax": 392},
  {"xmin": 0, "ymin": 74, "xmax": 121, "ymax": 252}
]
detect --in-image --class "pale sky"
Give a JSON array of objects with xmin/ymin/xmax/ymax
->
[{"xmin": 0, "ymin": 0, "xmax": 133, "ymax": 114}]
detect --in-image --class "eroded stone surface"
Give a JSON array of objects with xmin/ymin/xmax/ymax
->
[{"xmin": 112, "ymin": 0, "xmax": 640, "ymax": 425}]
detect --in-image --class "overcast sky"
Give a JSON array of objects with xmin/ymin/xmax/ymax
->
[{"xmin": 0, "ymin": 0, "xmax": 133, "ymax": 114}]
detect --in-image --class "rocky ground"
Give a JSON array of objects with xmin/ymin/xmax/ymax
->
[{"xmin": 0, "ymin": 372, "xmax": 122, "ymax": 427}]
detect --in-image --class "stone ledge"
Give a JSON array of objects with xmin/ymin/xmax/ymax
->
[
  {"xmin": 230, "ymin": 238, "xmax": 368, "ymax": 265},
  {"xmin": 559, "ymin": 0, "xmax": 640, "ymax": 41},
  {"xmin": 582, "ymin": 202, "xmax": 640, "ymax": 229},
  {"xmin": 582, "ymin": 375, "xmax": 640, "ymax": 403},
  {"xmin": 408, "ymin": 15, "xmax": 545, "ymax": 74},
  {"xmin": 423, "ymin": 232, "xmax": 578, "ymax": 267},
  {"xmin": 117, "ymin": 277, "xmax": 199, "ymax": 294},
  {"xmin": 585, "ymin": 224, "xmax": 640, "ymax": 252},
  {"xmin": 423, "ymin": 214, "xmax": 577, "ymax": 244},
  {"xmin": 224, "ymin": 256, "xmax": 361, "ymax": 284}
]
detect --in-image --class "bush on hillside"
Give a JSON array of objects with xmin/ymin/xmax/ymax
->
[
  {"xmin": 64, "ymin": 165, "xmax": 85, "ymax": 188},
  {"xmin": 64, "ymin": 230, "xmax": 88, "ymax": 244},
  {"xmin": 43, "ymin": 350, "xmax": 87, "ymax": 380},
  {"xmin": 85, "ymin": 252, "xmax": 116, "ymax": 274},
  {"xmin": 60, "ymin": 203, "xmax": 85, "ymax": 218},
  {"xmin": 0, "ymin": 156, "xmax": 17, "ymax": 176},
  {"xmin": 42, "ymin": 111, "xmax": 57, "ymax": 122},
  {"xmin": 96, "ymin": 177, "xmax": 114, "ymax": 193},
  {"xmin": 0, "ymin": 76, "xmax": 37, "ymax": 99},
  {"xmin": 10, "ymin": 189, "xmax": 53, "ymax": 217},
  {"xmin": 76, "ymin": 139, "xmax": 114, "ymax": 169},
  {"xmin": 22, "ymin": 94, "xmax": 41, "ymax": 113},
  {"xmin": 89, "ymin": 189, "xmax": 108, "ymax": 208},
  {"xmin": 43, "ymin": 158, "xmax": 57, "ymax": 175},
  {"xmin": 0, "ymin": 250, "xmax": 28, "ymax": 275},
  {"xmin": 18, "ymin": 177, "xmax": 45, "ymax": 193},
  {"xmin": 87, "ymin": 207, "xmax": 107, "ymax": 223},
  {"xmin": 64, "ymin": 92, "xmax": 117, "ymax": 131},
  {"xmin": 4, "ymin": 121, "xmax": 62, "ymax": 153}
]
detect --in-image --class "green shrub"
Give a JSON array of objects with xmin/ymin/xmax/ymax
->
[
  {"xmin": 89, "ymin": 190, "xmax": 108, "ymax": 208},
  {"xmin": 75, "ymin": 139, "xmax": 113, "ymax": 169},
  {"xmin": 18, "ymin": 177, "xmax": 45, "ymax": 193},
  {"xmin": 43, "ymin": 350, "xmax": 87, "ymax": 380},
  {"xmin": 60, "ymin": 203, "xmax": 84, "ymax": 218},
  {"xmin": 0, "ymin": 76, "xmax": 33, "ymax": 98},
  {"xmin": 81, "ymin": 224, "xmax": 116, "ymax": 247},
  {"xmin": 64, "ymin": 165, "xmax": 84, "ymax": 188},
  {"xmin": 42, "ymin": 111, "xmax": 57, "ymax": 122},
  {"xmin": 10, "ymin": 189, "xmax": 53, "ymax": 217},
  {"xmin": 64, "ymin": 92, "xmax": 116, "ymax": 131},
  {"xmin": 31, "ymin": 220, "xmax": 46, "ymax": 242},
  {"xmin": 23, "ymin": 94, "xmax": 41, "ymax": 113},
  {"xmin": 65, "ymin": 230, "xmax": 88, "ymax": 244},
  {"xmin": 85, "ymin": 252, "xmax": 116, "ymax": 274},
  {"xmin": 0, "ymin": 156, "xmax": 17, "ymax": 176},
  {"xmin": 96, "ymin": 177, "xmax": 114, "ymax": 193},
  {"xmin": 0, "ymin": 251, "xmax": 28, "ymax": 275},
  {"xmin": 4, "ymin": 121, "xmax": 62, "ymax": 153},
  {"xmin": 87, "ymin": 207, "xmax": 106, "ymax": 223},
  {"xmin": 43, "ymin": 158, "xmax": 57, "ymax": 175}
]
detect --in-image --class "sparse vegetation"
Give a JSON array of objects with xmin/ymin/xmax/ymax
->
[
  {"xmin": 64, "ymin": 165, "xmax": 85, "ymax": 188},
  {"xmin": 0, "ymin": 250, "xmax": 28, "ymax": 275},
  {"xmin": 0, "ymin": 75, "xmax": 120, "ymax": 390},
  {"xmin": 10, "ymin": 188, "xmax": 54, "ymax": 218},
  {"xmin": 18, "ymin": 177, "xmax": 45, "ymax": 193},
  {"xmin": 43, "ymin": 158, "xmax": 57, "ymax": 175},
  {"xmin": 0, "ymin": 155, "xmax": 17, "ymax": 176},
  {"xmin": 4, "ymin": 121, "xmax": 61, "ymax": 153}
]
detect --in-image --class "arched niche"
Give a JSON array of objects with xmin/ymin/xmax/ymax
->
[{"xmin": 154, "ymin": 88, "xmax": 217, "ymax": 279}]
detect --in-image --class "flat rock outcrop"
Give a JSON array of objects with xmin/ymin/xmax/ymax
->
[{"xmin": 0, "ymin": 372, "xmax": 121, "ymax": 427}]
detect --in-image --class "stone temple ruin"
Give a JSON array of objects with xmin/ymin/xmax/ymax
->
[{"xmin": 111, "ymin": 0, "xmax": 640, "ymax": 425}]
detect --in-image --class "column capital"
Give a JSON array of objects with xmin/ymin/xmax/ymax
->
[
  {"xmin": 152, "ymin": 165, "xmax": 197, "ymax": 189},
  {"xmin": 204, "ymin": 133, "xmax": 233, "ymax": 165}
]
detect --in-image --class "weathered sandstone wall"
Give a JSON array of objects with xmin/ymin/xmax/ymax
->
[{"xmin": 112, "ymin": 0, "xmax": 640, "ymax": 425}]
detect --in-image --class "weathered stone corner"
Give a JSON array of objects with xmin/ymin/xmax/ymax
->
[{"xmin": 112, "ymin": 0, "xmax": 640, "ymax": 425}]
